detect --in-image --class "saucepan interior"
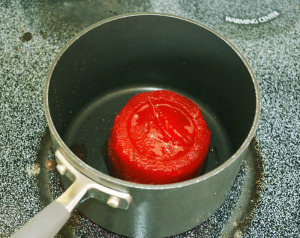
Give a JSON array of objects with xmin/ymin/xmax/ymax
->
[{"xmin": 47, "ymin": 14, "xmax": 257, "ymax": 180}]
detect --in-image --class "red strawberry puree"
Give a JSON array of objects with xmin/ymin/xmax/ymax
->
[{"xmin": 107, "ymin": 90, "xmax": 211, "ymax": 184}]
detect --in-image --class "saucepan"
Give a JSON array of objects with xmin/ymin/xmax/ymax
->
[{"xmin": 13, "ymin": 13, "xmax": 260, "ymax": 238}]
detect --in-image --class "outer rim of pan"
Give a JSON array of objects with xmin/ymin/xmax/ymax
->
[{"xmin": 44, "ymin": 12, "xmax": 261, "ymax": 191}]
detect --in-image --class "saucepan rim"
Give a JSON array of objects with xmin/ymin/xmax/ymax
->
[{"xmin": 43, "ymin": 12, "xmax": 261, "ymax": 190}]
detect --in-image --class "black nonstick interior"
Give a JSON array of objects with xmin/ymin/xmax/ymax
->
[{"xmin": 48, "ymin": 15, "xmax": 257, "ymax": 177}]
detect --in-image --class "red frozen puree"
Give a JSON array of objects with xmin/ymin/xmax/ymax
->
[{"xmin": 107, "ymin": 90, "xmax": 210, "ymax": 184}]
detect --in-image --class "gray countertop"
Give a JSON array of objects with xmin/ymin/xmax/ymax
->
[{"xmin": 0, "ymin": 0, "xmax": 299, "ymax": 237}]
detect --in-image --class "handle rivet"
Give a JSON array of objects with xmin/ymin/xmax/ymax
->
[
  {"xmin": 57, "ymin": 164, "xmax": 67, "ymax": 175},
  {"xmin": 107, "ymin": 196, "xmax": 120, "ymax": 208}
]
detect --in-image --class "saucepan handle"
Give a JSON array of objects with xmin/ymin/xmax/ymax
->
[
  {"xmin": 12, "ymin": 175, "xmax": 90, "ymax": 238},
  {"xmin": 11, "ymin": 201, "xmax": 70, "ymax": 238},
  {"xmin": 12, "ymin": 149, "xmax": 132, "ymax": 238}
]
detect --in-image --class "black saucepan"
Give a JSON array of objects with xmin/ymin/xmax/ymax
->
[{"xmin": 13, "ymin": 13, "xmax": 260, "ymax": 238}]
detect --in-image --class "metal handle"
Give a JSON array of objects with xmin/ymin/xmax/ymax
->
[
  {"xmin": 12, "ymin": 149, "xmax": 132, "ymax": 238},
  {"xmin": 11, "ymin": 201, "xmax": 70, "ymax": 238},
  {"xmin": 11, "ymin": 178, "xmax": 89, "ymax": 238}
]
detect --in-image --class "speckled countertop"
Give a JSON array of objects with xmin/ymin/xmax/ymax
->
[{"xmin": 0, "ymin": 1, "xmax": 299, "ymax": 237}]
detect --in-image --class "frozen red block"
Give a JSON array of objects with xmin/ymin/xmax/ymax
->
[{"xmin": 107, "ymin": 90, "xmax": 211, "ymax": 184}]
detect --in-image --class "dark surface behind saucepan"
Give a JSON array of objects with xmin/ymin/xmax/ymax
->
[{"xmin": 0, "ymin": 0, "xmax": 299, "ymax": 237}]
